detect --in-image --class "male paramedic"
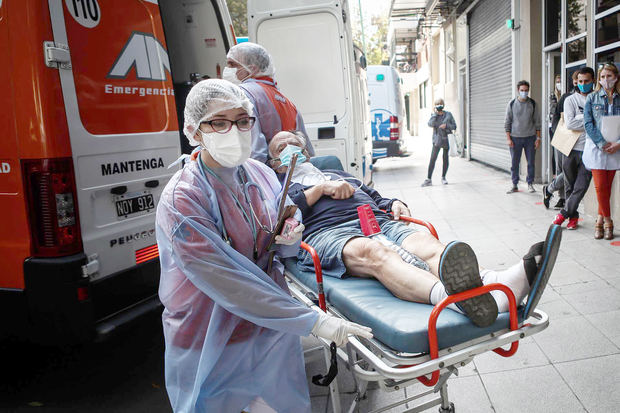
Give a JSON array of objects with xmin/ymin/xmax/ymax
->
[
  {"xmin": 269, "ymin": 131, "xmax": 561, "ymax": 328},
  {"xmin": 222, "ymin": 41, "xmax": 315, "ymax": 163},
  {"xmin": 156, "ymin": 80, "xmax": 371, "ymax": 413}
]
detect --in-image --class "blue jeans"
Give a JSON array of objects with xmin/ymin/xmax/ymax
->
[
  {"xmin": 298, "ymin": 217, "xmax": 418, "ymax": 279},
  {"xmin": 510, "ymin": 136, "xmax": 536, "ymax": 185}
]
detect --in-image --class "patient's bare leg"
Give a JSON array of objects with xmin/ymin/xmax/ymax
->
[
  {"xmin": 400, "ymin": 232, "xmax": 446, "ymax": 276},
  {"xmin": 342, "ymin": 237, "xmax": 438, "ymax": 303}
]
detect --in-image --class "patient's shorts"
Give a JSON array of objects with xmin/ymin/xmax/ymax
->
[{"xmin": 297, "ymin": 217, "xmax": 418, "ymax": 278}]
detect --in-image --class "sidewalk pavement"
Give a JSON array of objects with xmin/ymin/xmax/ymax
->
[{"xmin": 306, "ymin": 136, "xmax": 620, "ymax": 413}]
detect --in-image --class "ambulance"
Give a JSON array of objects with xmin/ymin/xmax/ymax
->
[
  {"xmin": 367, "ymin": 65, "xmax": 406, "ymax": 160},
  {"xmin": 0, "ymin": 0, "xmax": 234, "ymax": 343},
  {"xmin": 247, "ymin": 0, "xmax": 374, "ymax": 185}
]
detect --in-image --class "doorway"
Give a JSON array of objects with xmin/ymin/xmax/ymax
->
[{"xmin": 543, "ymin": 50, "xmax": 562, "ymax": 181}]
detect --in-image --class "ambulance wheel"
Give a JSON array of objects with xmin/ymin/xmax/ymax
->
[{"xmin": 438, "ymin": 402, "xmax": 455, "ymax": 413}]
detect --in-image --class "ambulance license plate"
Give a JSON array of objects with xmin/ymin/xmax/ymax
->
[{"xmin": 115, "ymin": 192, "xmax": 154, "ymax": 217}]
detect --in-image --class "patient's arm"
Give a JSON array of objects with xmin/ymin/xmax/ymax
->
[{"xmin": 304, "ymin": 181, "xmax": 355, "ymax": 206}]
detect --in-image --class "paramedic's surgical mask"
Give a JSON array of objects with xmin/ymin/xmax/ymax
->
[
  {"xmin": 279, "ymin": 145, "xmax": 307, "ymax": 167},
  {"xmin": 519, "ymin": 91, "xmax": 529, "ymax": 99},
  {"xmin": 200, "ymin": 127, "xmax": 252, "ymax": 168},
  {"xmin": 223, "ymin": 67, "xmax": 241, "ymax": 85}
]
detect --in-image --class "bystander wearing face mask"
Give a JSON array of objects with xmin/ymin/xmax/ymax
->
[
  {"xmin": 200, "ymin": 127, "xmax": 252, "ymax": 167},
  {"xmin": 600, "ymin": 77, "xmax": 617, "ymax": 91},
  {"xmin": 519, "ymin": 91, "xmax": 529, "ymax": 99},
  {"xmin": 577, "ymin": 82, "xmax": 593, "ymax": 94}
]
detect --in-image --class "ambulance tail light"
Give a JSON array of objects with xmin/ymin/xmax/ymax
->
[
  {"xmin": 23, "ymin": 158, "xmax": 82, "ymax": 257},
  {"xmin": 390, "ymin": 116, "xmax": 399, "ymax": 140}
]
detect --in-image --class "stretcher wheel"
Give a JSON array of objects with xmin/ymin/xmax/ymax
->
[{"xmin": 438, "ymin": 402, "xmax": 455, "ymax": 413}]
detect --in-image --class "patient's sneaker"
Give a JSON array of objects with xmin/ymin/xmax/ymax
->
[{"xmin": 437, "ymin": 241, "xmax": 498, "ymax": 327}]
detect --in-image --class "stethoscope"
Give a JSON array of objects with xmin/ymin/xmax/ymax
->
[{"xmin": 197, "ymin": 155, "xmax": 274, "ymax": 261}]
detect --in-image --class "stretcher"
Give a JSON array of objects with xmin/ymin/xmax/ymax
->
[{"xmin": 284, "ymin": 212, "xmax": 559, "ymax": 413}]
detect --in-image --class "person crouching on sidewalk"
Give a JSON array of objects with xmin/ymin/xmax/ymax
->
[{"xmin": 422, "ymin": 99, "xmax": 456, "ymax": 186}]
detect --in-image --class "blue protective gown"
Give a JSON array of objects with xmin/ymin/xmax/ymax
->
[{"xmin": 156, "ymin": 155, "xmax": 318, "ymax": 413}]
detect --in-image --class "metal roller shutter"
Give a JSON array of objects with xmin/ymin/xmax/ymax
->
[{"xmin": 469, "ymin": 0, "xmax": 512, "ymax": 170}]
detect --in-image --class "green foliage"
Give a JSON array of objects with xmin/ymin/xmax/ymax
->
[
  {"xmin": 227, "ymin": 0, "xmax": 247, "ymax": 37},
  {"xmin": 363, "ymin": 15, "xmax": 389, "ymax": 65}
]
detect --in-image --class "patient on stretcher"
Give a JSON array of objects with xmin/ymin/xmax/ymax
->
[{"xmin": 269, "ymin": 131, "xmax": 560, "ymax": 327}]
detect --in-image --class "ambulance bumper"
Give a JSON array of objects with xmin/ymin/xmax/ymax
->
[{"xmin": 13, "ymin": 254, "xmax": 161, "ymax": 344}]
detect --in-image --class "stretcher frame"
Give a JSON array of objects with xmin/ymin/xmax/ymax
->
[{"xmin": 285, "ymin": 216, "xmax": 550, "ymax": 413}]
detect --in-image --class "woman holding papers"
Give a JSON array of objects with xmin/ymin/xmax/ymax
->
[{"xmin": 583, "ymin": 63, "xmax": 620, "ymax": 240}]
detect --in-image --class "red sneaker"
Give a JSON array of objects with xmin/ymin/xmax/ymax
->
[
  {"xmin": 567, "ymin": 218, "xmax": 579, "ymax": 230},
  {"xmin": 553, "ymin": 213, "xmax": 566, "ymax": 225}
]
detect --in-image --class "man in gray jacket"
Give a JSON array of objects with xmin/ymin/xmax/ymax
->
[
  {"xmin": 505, "ymin": 80, "xmax": 542, "ymax": 193},
  {"xmin": 422, "ymin": 98, "xmax": 457, "ymax": 186},
  {"xmin": 552, "ymin": 67, "xmax": 594, "ymax": 230}
]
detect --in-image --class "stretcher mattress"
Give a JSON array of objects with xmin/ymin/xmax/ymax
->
[{"xmin": 285, "ymin": 258, "xmax": 522, "ymax": 354}]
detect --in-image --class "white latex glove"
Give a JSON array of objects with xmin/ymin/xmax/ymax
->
[
  {"xmin": 311, "ymin": 308, "xmax": 373, "ymax": 347},
  {"xmin": 275, "ymin": 223, "xmax": 305, "ymax": 246}
]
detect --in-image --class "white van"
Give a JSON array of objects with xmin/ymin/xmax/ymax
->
[
  {"xmin": 247, "ymin": 0, "xmax": 373, "ymax": 185},
  {"xmin": 367, "ymin": 65, "xmax": 406, "ymax": 160},
  {"xmin": 0, "ymin": 0, "xmax": 234, "ymax": 343}
]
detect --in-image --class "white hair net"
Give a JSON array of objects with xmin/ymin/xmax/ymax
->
[
  {"xmin": 183, "ymin": 79, "xmax": 254, "ymax": 147},
  {"xmin": 227, "ymin": 42, "xmax": 276, "ymax": 78}
]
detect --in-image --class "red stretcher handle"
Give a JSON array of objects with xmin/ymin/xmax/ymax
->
[
  {"xmin": 416, "ymin": 283, "xmax": 519, "ymax": 387},
  {"xmin": 380, "ymin": 209, "xmax": 439, "ymax": 240},
  {"xmin": 397, "ymin": 216, "xmax": 439, "ymax": 240},
  {"xmin": 300, "ymin": 241, "xmax": 327, "ymax": 311}
]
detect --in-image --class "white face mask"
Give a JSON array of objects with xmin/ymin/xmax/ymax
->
[
  {"xmin": 222, "ymin": 67, "xmax": 241, "ymax": 85},
  {"xmin": 200, "ymin": 128, "xmax": 252, "ymax": 168},
  {"xmin": 600, "ymin": 77, "xmax": 617, "ymax": 91},
  {"xmin": 555, "ymin": 82, "xmax": 562, "ymax": 91},
  {"xmin": 519, "ymin": 91, "xmax": 529, "ymax": 99}
]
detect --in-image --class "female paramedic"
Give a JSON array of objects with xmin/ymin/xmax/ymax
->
[{"xmin": 155, "ymin": 79, "xmax": 372, "ymax": 413}]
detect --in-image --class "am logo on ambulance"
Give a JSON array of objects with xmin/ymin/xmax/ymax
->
[{"xmin": 63, "ymin": 0, "xmax": 177, "ymax": 135}]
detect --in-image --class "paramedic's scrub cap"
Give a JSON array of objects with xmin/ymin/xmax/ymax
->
[
  {"xmin": 227, "ymin": 42, "xmax": 276, "ymax": 78},
  {"xmin": 183, "ymin": 79, "xmax": 254, "ymax": 146}
]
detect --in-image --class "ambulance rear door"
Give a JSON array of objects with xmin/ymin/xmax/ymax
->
[
  {"xmin": 47, "ymin": 0, "xmax": 180, "ymax": 280},
  {"xmin": 247, "ymin": 0, "xmax": 357, "ymax": 177}
]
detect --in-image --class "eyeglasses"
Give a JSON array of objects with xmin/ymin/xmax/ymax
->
[{"xmin": 200, "ymin": 117, "xmax": 256, "ymax": 134}]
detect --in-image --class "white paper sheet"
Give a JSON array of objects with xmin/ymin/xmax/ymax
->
[{"xmin": 600, "ymin": 115, "xmax": 620, "ymax": 143}]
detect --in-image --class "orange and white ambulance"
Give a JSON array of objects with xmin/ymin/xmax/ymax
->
[{"xmin": 0, "ymin": 0, "xmax": 234, "ymax": 343}]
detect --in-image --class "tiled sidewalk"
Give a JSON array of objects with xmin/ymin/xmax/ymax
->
[{"xmin": 306, "ymin": 136, "xmax": 620, "ymax": 413}]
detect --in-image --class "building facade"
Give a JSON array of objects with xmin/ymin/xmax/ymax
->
[{"xmin": 390, "ymin": 0, "xmax": 619, "ymax": 221}]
